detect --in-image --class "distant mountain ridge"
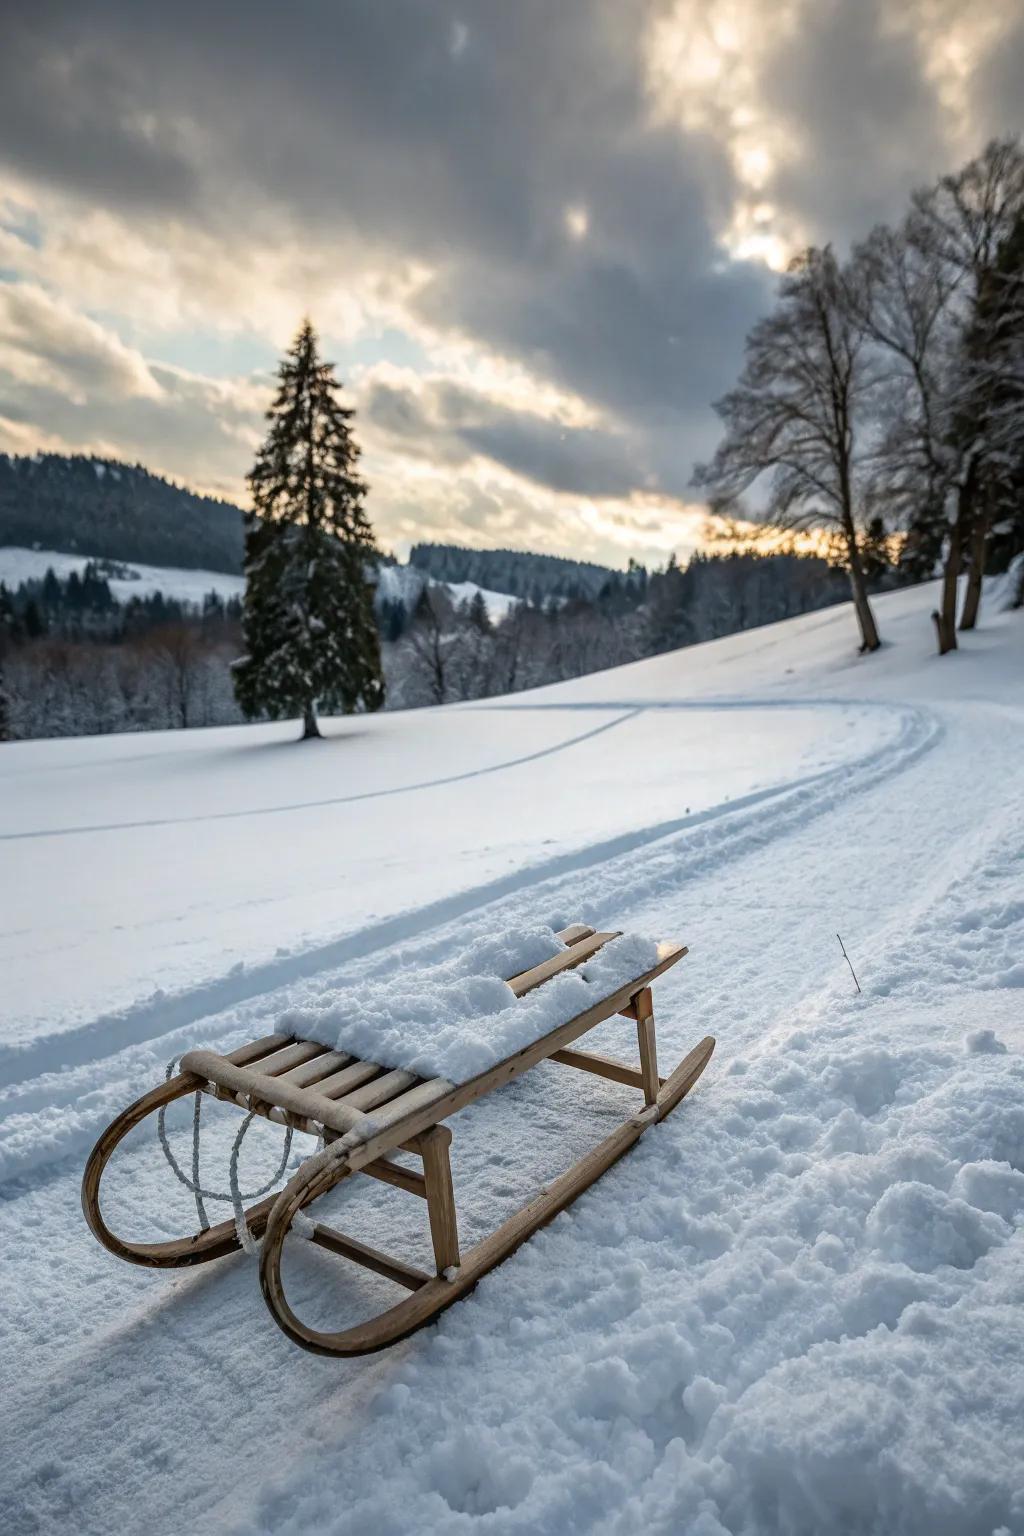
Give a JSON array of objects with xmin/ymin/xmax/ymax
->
[
  {"xmin": 409, "ymin": 541, "xmax": 625, "ymax": 602},
  {"xmin": 0, "ymin": 451, "xmax": 627, "ymax": 598},
  {"xmin": 0, "ymin": 453, "xmax": 245, "ymax": 573}
]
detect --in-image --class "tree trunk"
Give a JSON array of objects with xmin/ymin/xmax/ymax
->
[
  {"xmin": 844, "ymin": 526, "xmax": 881, "ymax": 652},
  {"xmin": 302, "ymin": 700, "xmax": 321, "ymax": 739},
  {"xmin": 935, "ymin": 469, "xmax": 973, "ymax": 654},
  {"xmin": 958, "ymin": 503, "xmax": 989, "ymax": 632}
]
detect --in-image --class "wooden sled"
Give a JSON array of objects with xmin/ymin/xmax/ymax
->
[{"xmin": 83, "ymin": 925, "xmax": 714, "ymax": 1357}]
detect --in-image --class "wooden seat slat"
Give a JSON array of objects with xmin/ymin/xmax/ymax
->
[
  {"xmin": 280, "ymin": 1050, "xmax": 353, "ymax": 1088},
  {"xmin": 369, "ymin": 1077, "xmax": 455, "ymax": 1129},
  {"xmin": 180, "ymin": 1049, "xmax": 370, "ymax": 1136},
  {"xmin": 340, "ymin": 1069, "xmax": 420, "ymax": 1112},
  {"xmin": 226, "ymin": 1033, "xmax": 292, "ymax": 1066},
  {"xmin": 250, "ymin": 1040, "xmax": 328, "ymax": 1077},
  {"xmin": 315, "ymin": 1059, "xmax": 384, "ymax": 1098},
  {"xmin": 507, "ymin": 930, "xmax": 619, "ymax": 997},
  {"xmin": 555, "ymin": 923, "xmax": 596, "ymax": 947}
]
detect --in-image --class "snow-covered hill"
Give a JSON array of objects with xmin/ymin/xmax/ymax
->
[
  {"xmin": 0, "ymin": 582, "xmax": 1021, "ymax": 1536},
  {"xmin": 1, "ymin": 544, "xmax": 518, "ymax": 621},
  {"xmin": 0, "ymin": 545, "xmax": 246, "ymax": 606},
  {"xmin": 375, "ymin": 559, "xmax": 519, "ymax": 621}
]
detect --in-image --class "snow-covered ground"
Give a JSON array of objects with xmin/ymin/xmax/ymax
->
[
  {"xmin": 1, "ymin": 580, "xmax": 1021, "ymax": 1535},
  {"xmin": 376, "ymin": 560, "xmax": 519, "ymax": 622},
  {"xmin": 1, "ymin": 544, "xmax": 517, "ymax": 621},
  {"xmin": 0, "ymin": 545, "xmax": 246, "ymax": 606}
]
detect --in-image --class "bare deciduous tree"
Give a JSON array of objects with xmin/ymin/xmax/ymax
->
[{"xmin": 694, "ymin": 247, "xmax": 881, "ymax": 652}]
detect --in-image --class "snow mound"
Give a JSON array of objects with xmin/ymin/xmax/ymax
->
[
  {"xmin": 865, "ymin": 1180, "xmax": 1010, "ymax": 1270},
  {"xmin": 965, "ymin": 1027, "xmax": 1009, "ymax": 1055},
  {"xmin": 282, "ymin": 927, "xmax": 660, "ymax": 1083}
]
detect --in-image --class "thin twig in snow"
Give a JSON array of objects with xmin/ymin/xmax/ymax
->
[{"xmin": 837, "ymin": 932, "xmax": 862, "ymax": 994}]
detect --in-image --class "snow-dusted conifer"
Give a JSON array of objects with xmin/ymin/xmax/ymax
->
[
  {"xmin": 233, "ymin": 321, "xmax": 384, "ymax": 738},
  {"xmin": 467, "ymin": 589, "xmax": 491, "ymax": 634}
]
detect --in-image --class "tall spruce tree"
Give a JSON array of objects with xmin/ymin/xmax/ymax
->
[{"xmin": 234, "ymin": 321, "xmax": 384, "ymax": 738}]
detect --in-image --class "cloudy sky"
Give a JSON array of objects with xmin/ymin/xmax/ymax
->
[{"xmin": 1, "ymin": 1, "xmax": 1022, "ymax": 567}]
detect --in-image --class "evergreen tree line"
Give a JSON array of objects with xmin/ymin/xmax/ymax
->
[
  {"xmin": 0, "ymin": 567, "xmax": 245, "ymax": 739},
  {"xmin": 383, "ymin": 546, "xmax": 864, "ymax": 708},
  {"xmin": 0, "ymin": 542, "xmax": 865, "ymax": 739},
  {"xmin": 407, "ymin": 542, "xmax": 645, "ymax": 605},
  {"xmin": 695, "ymin": 137, "xmax": 1024, "ymax": 654},
  {"xmin": 10, "ymin": 178, "xmax": 1022, "ymax": 753},
  {"xmin": 0, "ymin": 322, "xmax": 897, "ymax": 743},
  {"xmin": 0, "ymin": 453, "xmax": 244, "ymax": 572},
  {"xmin": 1, "ymin": 562, "xmax": 242, "ymax": 642}
]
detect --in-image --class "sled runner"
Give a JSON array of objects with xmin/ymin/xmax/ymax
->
[{"xmin": 82, "ymin": 924, "xmax": 714, "ymax": 1356}]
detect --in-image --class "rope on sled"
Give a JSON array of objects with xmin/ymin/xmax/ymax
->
[{"xmin": 156, "ymin": 1056, "xmax": 323, "ymax": 1254}]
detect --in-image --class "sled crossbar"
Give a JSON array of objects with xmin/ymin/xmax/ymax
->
[{"xmin": 83, "ymin": 922, "xmax": 713, "ymax": 1356}]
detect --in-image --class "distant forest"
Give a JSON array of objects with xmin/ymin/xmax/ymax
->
[
  {"xmin": 1, "ymin": 540, "xmax": 877, "ymax": 739},
  {"xmin": 0, "ymin": 453, "xmax": 633, "ymax": 598},
  {"xmin": 0, "ymin": 453, "xmax": 245, "ymax": 573},
  {"xmin": 0, "ymin": 447, "xmax": 996, "ymax": 743},
  {"xmin": 409, "ymin": 542, "xmax": 639, "ymax": 603}
]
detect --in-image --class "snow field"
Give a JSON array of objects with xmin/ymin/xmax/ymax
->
[
  {"xmin": 0, "ymin": 696, "xmax": 900, "ymax": 1046},
  {"xmin": 0, "ymin": 545, "xmax": 516, "ymax": 621},
  {"xmin": 0, "ymin": 544, "xmax": 246, "ymax": 606},
  {"xmin": 0, "ymin": 579, "xmax": 1021, "ymax": 1536}
]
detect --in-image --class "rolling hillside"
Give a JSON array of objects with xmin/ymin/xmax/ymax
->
[{"xmin": 0, "ymin": 453, "xmax": 245, "ymax": 572}]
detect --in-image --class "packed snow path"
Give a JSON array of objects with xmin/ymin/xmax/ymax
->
[{"xmin": 1, "ymin": 582, "xmax": 1021, "ymax": 1536}]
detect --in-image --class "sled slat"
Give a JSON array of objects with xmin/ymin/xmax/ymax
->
[
  {"xmin": 251, "ymin": 1040, "xmax": 328, "ymax": 1077},
  {"xmin": 180, "ymin": 1050, "xmax": 371, "ymax": 1135},
  {"xmin": 508, "ymin": 931, "xmax": 619, "ymax": 997},
  {"xmin": 555, "ymin": 924, "xmax": 596, "ymax": 947},
  {"xmin": 281, "ymin": 1050, "xmax": 352, "ymax": 1088},
  {"xmin": 370, "ymin": 1078, "xmax": 454, "ymax": 1128},
  {"xmin": 341, "ymin": 1069, "xmax": 420, "ymax": 1112},
  {"xmin": 316, "ymin": 1060, "xmax": 384, "ymax": 1099},
  {"xmin": 227, "ymin": 1034, "xmax": 292, "ymax": 1066}
]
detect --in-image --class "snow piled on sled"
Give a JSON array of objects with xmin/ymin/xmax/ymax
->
[{"xmin": 283, "ymin": 928, "xmax": 660, "ymax": 1082}]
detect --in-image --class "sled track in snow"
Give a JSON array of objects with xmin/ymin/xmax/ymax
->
[
  {"xmin": 0, "ymin": 707, "xmax": 644, "ymax": 842},
  {"xmin": 0, "ymin": 699, "xmax": 941, "ymax": 1187}
]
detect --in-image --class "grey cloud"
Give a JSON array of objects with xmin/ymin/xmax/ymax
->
[
  {"xmin": 363, "ymin": 376, "xmax": 645, "ymax": 497},
  {"xmin": 1, "ymin": 0, "xmax": 1023, "ymax": 528},
  {"xmin": 0, "ymin": 353, "xmax": 261, "ymax": 501},
  {"xmin": 0, "ymin": 0, "xmax": 768, "ymax": 490},
  {"xmin": 976, "ymin": 28, "xmax": 1024, "ymax": 147},
  {"xmin": 764, "ymin": 0, "xmax": 949, "ymax": 246},
  {"xmin": 0, "ymin": 9, "xmax": 199, "ymax": 212}
]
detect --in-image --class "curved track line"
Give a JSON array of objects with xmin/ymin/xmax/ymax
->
[
  {"xmin": 0, "ymin": 701, "xmax": 939, "ymax": 1103},
  {"xmin": 0, "ymin": 709, "xmax": 642, "ymax": 842}
]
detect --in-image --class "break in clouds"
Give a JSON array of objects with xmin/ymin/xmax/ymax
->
[{"xmin": 1, "ymin": 0, "xmax": 1022, "ymax": 565}]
